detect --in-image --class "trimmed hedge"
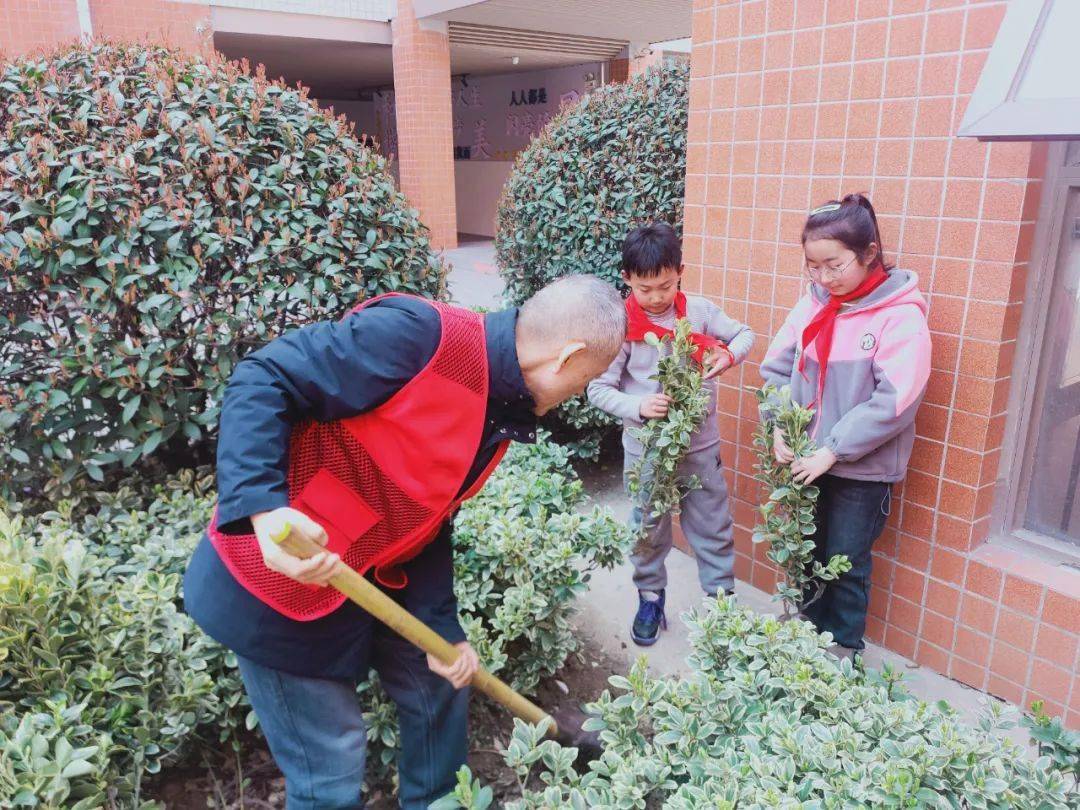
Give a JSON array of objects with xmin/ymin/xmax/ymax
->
[
  {"xmin": 0, "ymin": 43, "xmax": 445, "ymax": 498},
  {"xmin": 495, "ymin": 64, "xmax": 687, "ymax": 302},
  {"xmin": 0, "ymin": 471, "xmax": 240, "ymax": 808},
  {"xmin": 494, "ymin": 64, "xmax": 688, "ymax": 458}
]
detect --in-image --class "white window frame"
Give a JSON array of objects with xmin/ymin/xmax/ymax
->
[
  {"xmin": 992, "ymin": 142, "xmax": 1080, "ymax": 565},
  {"xmin": 959, "ymin": 0, "xmax": 1080, "ymax": 141}
]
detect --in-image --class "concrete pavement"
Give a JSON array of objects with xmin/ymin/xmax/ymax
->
[{"xmin": 444, "ymin": 236, "xmax": 505, "ymax": 310}]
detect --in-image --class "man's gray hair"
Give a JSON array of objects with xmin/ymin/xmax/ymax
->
[{"xmin": 518, "ymin": 275, "xmax": 626, "ymax": 360}]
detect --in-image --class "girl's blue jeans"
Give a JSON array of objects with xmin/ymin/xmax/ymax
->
[{"xmin": 801, "ymin": 474, "xmax": 893, "ymax": 650}]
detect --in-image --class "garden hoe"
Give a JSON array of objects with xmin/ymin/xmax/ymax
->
[{"xmin": 271, "ymin": 523, "xmax": 602, "ymax": 759}]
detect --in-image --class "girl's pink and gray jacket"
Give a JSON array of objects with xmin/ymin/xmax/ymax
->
[{"xmin": 760, "ymin": 268, "xmax": 932, "ymax": 482}]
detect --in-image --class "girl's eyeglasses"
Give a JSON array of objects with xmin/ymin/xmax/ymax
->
[{"xmin": 804, "ymin": 254, "xmax": 858, "ymax": 281}]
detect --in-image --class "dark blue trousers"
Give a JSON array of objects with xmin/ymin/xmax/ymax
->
[
  {"xmin": 801, "ymin": 474, "xmax": 892, "ymax": 650},
  {"xmin": 237, "ymin": 624, "xmax": 468, "ymax": 809}
]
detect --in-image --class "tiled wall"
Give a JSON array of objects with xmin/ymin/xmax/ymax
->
[
  {"xmin": 0, "ymin": 1, "xmax": 210, "ymax": 58},
  {"xmin": 89, "ymin": 0, "xmax": 211, "ymax": 53},
  {"xmin": 682, "ymin": 0, "xmax": 1079, "ymax": 725},
  {"xmin": 0, "ymin": 0, "xmax": 80, "ymax": 57}
]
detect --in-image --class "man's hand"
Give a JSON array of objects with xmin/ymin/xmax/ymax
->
[
  {"xmin": 791, "ymin": 447, "xmax": 837, "ymax": 484},
  {"xmin": 773, "ymin": 426, "xmax": 795, "ymax": 464},
  {"xmin": 702, "ymin": 351, "xmax": 733, "ymax": 380},
  {"xmin": 251, "ymin": 507, "xmax": 341, "ymax": 586},
  {"xmin": 639, "ymin": 393, "xmax": 673, "ymax": 419},
  {"xmin": 427, "ymin": 642, "xmax": 480, "ymax": 689}
]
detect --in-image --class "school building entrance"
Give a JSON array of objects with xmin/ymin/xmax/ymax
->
[{"xmin": 206, "ymin": 0, "xmax": 692, "ymax": 248}]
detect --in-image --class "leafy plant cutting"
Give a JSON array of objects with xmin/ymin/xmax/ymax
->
[
  {"xmin": 752, "ymin": 383, "xmax": 850, "ymax": 618},
  {"xmin": 625, "ymin": 319, "xmax": 710, "ymax": 553}
]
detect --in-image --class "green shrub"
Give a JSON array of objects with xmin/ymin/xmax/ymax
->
[
  {"xmin": 441, "ymin": 599, "xmax": 1079, "ymax": 809},
  {"xmin": 494, "ymin": 64, "xmax": 688, "ymax": 458},
  {"xmin": 0, "ymin": 507, "xmax": 233, "ymax": 807},
  {"xmin": 1025, "ymin": 702, "xmax": 1080, "ymax": 784},
  {"xmin": 0, "ymin": 703, "xmax": 111, "ymax": 810},
  {"xmin": 0, "ymin": 43, "xmax": 445, "ymax": 499},
  {"xmin": 495, "ymin": 64, "xmax": 687, "ymax": 303},
  {"xmin": 0, "ymin": 434, "xmax": 629, "ymax": 805}
]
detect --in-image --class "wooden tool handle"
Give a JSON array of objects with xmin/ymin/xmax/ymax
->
[{"xmin": 270, "ymin": 523, "xmax": 557, "ymax": 736}]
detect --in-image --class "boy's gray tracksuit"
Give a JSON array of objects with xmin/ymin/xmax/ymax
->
[{"xmin": 587, "ymin": 296, "xmax": 755, "ymax": 596}]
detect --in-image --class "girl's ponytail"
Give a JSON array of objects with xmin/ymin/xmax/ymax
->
[{"xmin": 803, "ymin": 192, "xmax": 891, "ymax": 271}]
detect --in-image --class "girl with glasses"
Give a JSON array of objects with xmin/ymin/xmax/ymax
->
[{"xmin": 760, "ymin": 193, "xmax": 932, "ymax": 661}]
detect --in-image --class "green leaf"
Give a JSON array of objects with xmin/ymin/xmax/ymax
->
[
  {"xmin": 11, "ymin": 789, "xmax": 38, "ymax": 807},
  {"xmin": 142, "ymin": 430, "xmax": 164, "ymax": 455},
  {"xmin": 57, "ymin": 164, "xmax": 75, "ymax": 188},
  {"xmin": 61, "ymin": 759, "xmax": 97, "ymax": 778}
]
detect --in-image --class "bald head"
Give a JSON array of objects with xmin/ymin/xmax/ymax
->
[
  {"xmin": 515, "ymin": 275, "xmax": 627, "ymax": 415},
  {"xmin": 518, "ymin": 275, "xmax": 626, "ymax": 360}
]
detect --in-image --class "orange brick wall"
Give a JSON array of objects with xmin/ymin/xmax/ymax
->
[
  {"xmin": 391, "ymin": 0, "xmax": 457, "ymax": 251},
  {"xmin": 0, "ymin": 0, "xmax": 80, "ymax": 57},
  {"xmin": 89, "ymin": 0, "xmax": 211, "ymax": 54},
  {"xmin": 0, "ymin": 1, "xmax": 210, "ymax": 57},
  {"xmin": 685, "ymin": 0, "xmax": 1079, "ymax": 725}
]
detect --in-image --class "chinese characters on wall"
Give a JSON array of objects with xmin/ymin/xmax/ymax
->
[
  {"xmin": 471, "ymin": 118, "xmax": 493, "ymax": 160},
  {"xmin": 510, "ymin": 87, "xmax": 547, "ymax": 106},
  {"xmin": 506, "ymin": 110, "xmax": 554, "ymax": 139}
]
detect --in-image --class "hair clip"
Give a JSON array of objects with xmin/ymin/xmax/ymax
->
[{"xmin": 809, "ymin": 202, "xmax": 842, "ymax": 216}]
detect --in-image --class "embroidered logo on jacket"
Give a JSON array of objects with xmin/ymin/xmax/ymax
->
[{"xmin": 860, "ymin": 333, "xmax": 877, "ymax": 351}]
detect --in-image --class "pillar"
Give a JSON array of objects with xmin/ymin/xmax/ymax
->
[
  {"xmin": 391, "ymin": 0, "xmax": 457, "ymax": 251},
  {"xmin": 607, "ymin": 58, "xmax": 629, "ymax": 83}
]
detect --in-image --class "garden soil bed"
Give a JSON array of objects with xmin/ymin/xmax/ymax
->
[{"xmin": 149, "ymin": 646, "xmax": 622, "ymax": 808}]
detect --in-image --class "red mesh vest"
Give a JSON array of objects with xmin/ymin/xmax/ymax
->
[{"xmin": 207, "ymin": 293, "xmax": 509, "ymax": 621}]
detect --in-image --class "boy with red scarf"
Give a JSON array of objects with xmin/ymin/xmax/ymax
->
[
  {"xmin": 761, "ymin": 194, "xmax": 932, "ymax": 661},
  {"xmin": 587, "ymin": 223, "xmax": 755, "ymax": 646}
]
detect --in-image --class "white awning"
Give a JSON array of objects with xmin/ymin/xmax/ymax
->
[
  {"xmin": 413, "ymin": 0, "xmax": 691, "ymax": 47},
  {"xmin": 960, "ymin": 0, "xmax": 1080, "ymax": 141}
]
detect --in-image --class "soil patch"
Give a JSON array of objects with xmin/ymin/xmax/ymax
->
[{"xmin": 148, "ymin": 646, "xmax": 622, "ymax": 808}]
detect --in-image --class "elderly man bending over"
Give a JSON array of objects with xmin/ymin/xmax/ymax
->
[{"xmin": 183, "ymin": 276, "xmax": 625, "ymax": 810}]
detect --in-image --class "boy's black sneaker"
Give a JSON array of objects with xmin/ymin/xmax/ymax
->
[{"xmin": 631, "ymin": 589, "xmax": 667, "ymax": 646}]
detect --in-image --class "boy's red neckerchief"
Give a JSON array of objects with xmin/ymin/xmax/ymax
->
[{"xmin": 625, "ymin": 292, "xmax": 733, "ymax": 368}]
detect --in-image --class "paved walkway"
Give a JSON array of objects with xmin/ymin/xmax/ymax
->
[
  {"xmin": 574, "ymin": 462, "xmax": 1028, "ymax": 744},
  {"xmin": 443, "ymin": 236, "xmax": 1029, "ymax": 745},
  {"xmin": 444, "ymin": 235, "xmax": 504, "ymax": 310}
]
